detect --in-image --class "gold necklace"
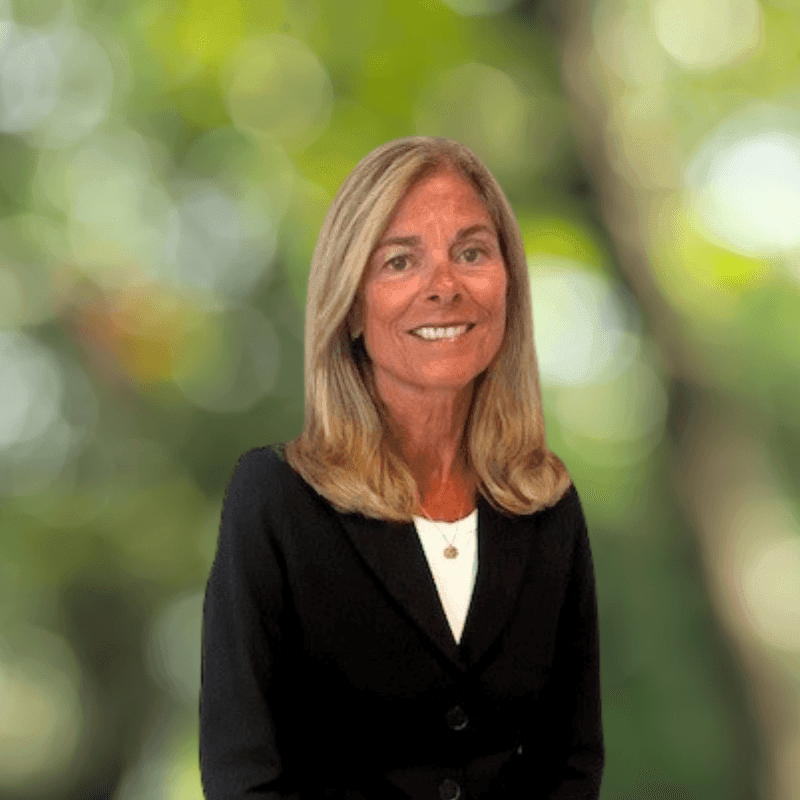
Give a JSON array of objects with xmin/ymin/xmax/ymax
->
[{"xmin": 419, "ymin": 507, "xmax": 473, "ymax": 559}]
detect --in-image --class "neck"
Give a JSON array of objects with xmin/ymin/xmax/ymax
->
[{"xmin": 375, "ymin": 374, "xmax": 477, "ymax": 520}]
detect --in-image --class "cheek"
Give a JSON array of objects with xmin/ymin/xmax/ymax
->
[
  {"xmin": 484, "ymin": 272, "xmax": 508, "ymax": 323},
  {"xmin": 363, "ymin": 286, "xmax": 388, "ymax": 329},
  {"xmin": 363, "ymin": 286, "xmax": 407, "ymax": 364},
  {"xmin": 486, "ymin": 276, "xmax": 508, "ymax": 350},
  {"xmin": 364, "ymin": 281, "xmax": 415, "ymax": 328}
]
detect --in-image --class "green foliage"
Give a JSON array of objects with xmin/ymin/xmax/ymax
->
[{"xmin": 5, "ymin": 0, "xmax": 795, "ymax": 796}]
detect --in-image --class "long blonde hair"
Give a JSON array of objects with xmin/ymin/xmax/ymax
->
[{"xmin": 285, "ymin": 136, "xmax": 572, "ymax": 521}]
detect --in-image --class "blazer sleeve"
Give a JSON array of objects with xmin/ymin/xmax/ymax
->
[
  {"xmin": 539, "ymin": 488, "xmax": 605, "ymax": 799},
  {"xmin": 199, "ymin": 450, "xmax": 302, "ymax": 799},
  {"xmin": 493, "ymin": 487, "xmax": 604, "ymax": 799}
]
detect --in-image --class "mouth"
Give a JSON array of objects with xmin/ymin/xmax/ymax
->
[{"xmin": 408, "ymin": 323, "xmax": 475, "ymax": 341}]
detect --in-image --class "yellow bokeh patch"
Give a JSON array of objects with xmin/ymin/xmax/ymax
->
[
  {"xmin": 651, "ymin": 195, "xmax": 770, "ymax": 322},
  {"xmin": 519, "ymin": 213, "xmax": 607, "ymax": 269},
  {"xmin": 139, "ymin": 0, "xmax": 283, "ymax": 83},
  {"xmin": 77, "ymin": 283, "xmax": 209, "ymax": 385}
]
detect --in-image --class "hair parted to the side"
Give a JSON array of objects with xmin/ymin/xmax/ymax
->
[{"xmin": 285, "ymin": 136, "xmax": 572, "ymax": 521}]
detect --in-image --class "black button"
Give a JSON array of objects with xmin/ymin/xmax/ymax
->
[
  {"xmin": 517, "ymin": 743, "xmax": 524, "ymax": 755},
  {"xmin": 439, "ymin": 778, "xmax": 461, "ymax": 800},
  {"xmin": 445, "ymin": 705, "xmax": 469, "ymax": 731}
]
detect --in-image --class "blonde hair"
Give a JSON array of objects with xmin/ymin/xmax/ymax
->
[{"xmin": 285, "ymin": 136, "xmax": 572, "ymax": 521}]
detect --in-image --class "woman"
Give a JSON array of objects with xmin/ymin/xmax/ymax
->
[{"xmin": 200, "ymin": 136, "xmax": 604, "ymax": 799}]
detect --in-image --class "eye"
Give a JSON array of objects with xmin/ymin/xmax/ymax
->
[
  {"xmin": 460, "ymin": 247, "xmax": 484, "ymax": 263},
  {"xmin": 386, "ymin": 254, "xmax": 411, "ymax": 271}
]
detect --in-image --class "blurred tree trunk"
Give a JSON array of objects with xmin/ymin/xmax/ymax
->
[{"xmin": 554, "ymin": 1, "xmax": 800, "ymax": 799}]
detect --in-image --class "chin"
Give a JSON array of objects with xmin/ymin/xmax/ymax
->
[{"xmin": 415, "ymin": 369, "xmax": 480, "ymax": 393}]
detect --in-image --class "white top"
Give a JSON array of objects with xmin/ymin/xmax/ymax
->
[{"xmin": 412, "ymin": 509, "xmax": 478, "ymax": 643}]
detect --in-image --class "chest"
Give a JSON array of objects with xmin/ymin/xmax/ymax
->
[{"xmin": 272, "ymin": 506, "xmax": 573, "ymax": 700}]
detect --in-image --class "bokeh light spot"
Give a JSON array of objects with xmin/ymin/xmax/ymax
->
[
  {"xmin": 529, "ymin": 260, "xmax": 642, "ymax": 386},
  {"xmin": 225, "ymin": 34, "xmax": 334, "ymax": 152},
  {"xmin": 147, "ymin": 591, "xmax": 203, "ymax": 706},
  {"xmin": 554, "ymin": 342, "xmax": 668, "ymax": 465},
  {"xmin": 416, "ymin": 62, "xmax": 565, "ymax": 188},
  {"xmin": 521, "ymin": 215, "xmax": 607, "ymax": 268},
  {"xmin": 741, "ymin": 537, "xmax": 800, "ymax": 652},
  {"xmin": 688, "ymin": 118, "xmax": 800, "ymax": 257},
  {"xmin": 0, "ymin": 25, "xmax": 58, "ymax": 133},
  {"xmin": 650, "ymin": 197, "xmax": 769, "ymax": 326},
  {"xmin": 0, "ymin": 626, "xmax": 84, "ymax": 792},
  {"xmin": 32, "ymin": 27, "xmax": 115, "ymax": 149},
  {"xmin": 654, "ymin": 0, "xmax": 762, "ymax": 71},
  {"xmin": 172, "ymin": 305, "xmax": 281, "ymax": 412},
  {"xmin": 53, "ymin": 131, "xmax": 175, "ymax": 286},
  {"xmin": 0, "ymin": 25, "xmax": 113, "ymax": 147},
  {"xmin": 164, "ymin": 181, "xmax": 277, "ymax": 299},
  {"xmin": 0, "ymin": 332, "xmax": 98, "ymax": 496},
  {"xmin": 0, "ymin": 331, "xmax": 63, "ymax": 449},
  {"xmin": 593, "ymin": 3, "xmax": 669, "ymax": 86}
]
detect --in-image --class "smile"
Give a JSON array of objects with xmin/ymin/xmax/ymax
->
[{"xmin": 409, "ymin": 323, "xmax": 475, "ymax": 341}]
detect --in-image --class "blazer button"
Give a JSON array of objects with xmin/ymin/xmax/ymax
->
[
  {"xmin": 517, "ymin": 743, "xmax": 524, "ymax": 755},
  {"xmin": 445, "ymin": 705, "xmax": 469, "ymax": 731},
  {"xmin": 439, "ymin": 778, "xmax": 461, "ymax": 800}
]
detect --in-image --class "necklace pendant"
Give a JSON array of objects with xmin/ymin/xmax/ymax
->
[{"xmin": 443, "ymin": 544, "xmax": 459, "ymax": 559}]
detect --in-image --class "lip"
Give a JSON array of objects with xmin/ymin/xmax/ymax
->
[
  {"xmin": 407, "ymin": 323, "xmax": 476, "ymax": 343},
  {"xmin": 407, "ymin": 322, "xmax": 475, "ymax": 333}
]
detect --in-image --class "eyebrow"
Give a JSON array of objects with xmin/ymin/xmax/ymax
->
[{"xmin": 375, "ymin": 223, "xmax": 497, "ymax": 251}]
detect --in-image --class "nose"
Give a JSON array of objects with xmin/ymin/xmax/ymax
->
[{"xmin": 425, "ymin": 251, "xmax": 461, "ymax": 303}]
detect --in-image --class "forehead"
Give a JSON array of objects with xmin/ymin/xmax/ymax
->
[{"xmin": 385, "ymin": 168, "xmax": 494, "ymax": 231}]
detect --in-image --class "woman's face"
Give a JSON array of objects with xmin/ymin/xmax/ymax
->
[{"xmin": 361, "ymin": 167, "xmax": 508, "ymax": 402}]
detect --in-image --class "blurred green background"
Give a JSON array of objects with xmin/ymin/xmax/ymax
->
[{"xmin": 1, "ymin": 0, "xmax": 800, "ymax": 797}]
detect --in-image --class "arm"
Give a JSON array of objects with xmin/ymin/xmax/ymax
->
[
  {"xmin": 483, "ymin": 489, "xmax": 604, "ymax": 800},
  {"xmin": 539, "ymin": 490, "xmax": 605, "ymax": 799},
  {"xmin": 199, "ymin": 450, "xmax": 302, "ymax": 799}
]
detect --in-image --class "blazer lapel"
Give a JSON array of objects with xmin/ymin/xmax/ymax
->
[
  {"xmin": 458, "ymin": 497, "xmax": 536, "ymax": 668},
  {"xmin": 336, "ymin": 513, "xmax": 464, "ymax": 669}
]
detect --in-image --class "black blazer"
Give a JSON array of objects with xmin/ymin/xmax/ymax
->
[{"xmin": 200, "ymin": 445, "xmax": 603, "ymax": 799}]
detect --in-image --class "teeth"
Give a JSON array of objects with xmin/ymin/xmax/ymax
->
[{"xmin": 411, "ymin": 324, "xmax": 470, "ymax": 340}]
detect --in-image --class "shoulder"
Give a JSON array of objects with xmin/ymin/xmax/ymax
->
[
  {"xmin": 552, "ymin": 482, "xmax": 585, "ymax": 522},
  {"xmin": 496, "ymin": 481, "xmax": 585, "ymax": 529},
  {"xmin": 223, "ymin": 445, "xmax": 289, "ymax": 507},
  {"xmin": 229, "ymin": 442, "xmax": 326, "ymax": 493},
  {"xmin": 543, "ymin": 482, "xmax": 589, "ymax": 545},
  {"xmin": 489, "ymin": 482, "xmax": 588, "ymax": 564},
  {"xmin": 225, "ymin": 444, "xmax": 288, "ymax": 483},
  {"xmin": 222, "ymin": 444, "xmax": 334, "ymax": 527}
]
